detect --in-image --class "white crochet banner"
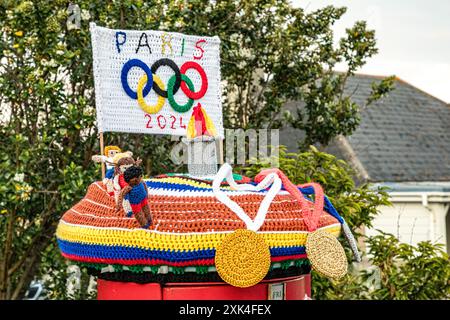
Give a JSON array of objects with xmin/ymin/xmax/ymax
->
[{"xmin": 90, "ymin": 23, "xmax": 223, "ymax": 138}]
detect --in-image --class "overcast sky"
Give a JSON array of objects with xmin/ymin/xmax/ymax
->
[{"xmin": 292, "ymin": 0, "xmax": 450, "ymax": 103}]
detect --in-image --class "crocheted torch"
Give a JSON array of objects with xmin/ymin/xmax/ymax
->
[{"xmin": 183, "ymin": 102, "xmax": 219, "ymax": 177}]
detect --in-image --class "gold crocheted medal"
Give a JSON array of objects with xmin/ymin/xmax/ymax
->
[
  {"xmin": 215, "ymin": 229, "xmax": 271, "ymax": 288},
  {"xmin": 305, "ymin": 229, "xmax": 347, "ymax": 280}
]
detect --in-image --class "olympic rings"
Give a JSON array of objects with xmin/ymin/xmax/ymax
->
[
  {"xmin": 121, "ymin": 58, "xmax": 208, "ymax": 114},
  {"xmin": 137, "ymin": 74, "xmax": 165, "ymax": 114},
  {"xmin": 151, "ymin": 58, "xmax": 181, "ymax": 98},
  {"xmin": 167, "ymin": 74, "xmax": 195, "ymax": 113},
  {"xmin": 121, "ymin": 59, "xmax": 153, "ymax": 100}
]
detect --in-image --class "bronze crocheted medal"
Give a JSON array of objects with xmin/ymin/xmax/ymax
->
[{"xmin": 305, "ymin": 229, "xmax": 347, "ymax": 280}]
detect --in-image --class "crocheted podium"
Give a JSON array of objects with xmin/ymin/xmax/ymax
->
[{"xmin": 56, "ymin": 163, "xmax": 357, "ymax": 300}]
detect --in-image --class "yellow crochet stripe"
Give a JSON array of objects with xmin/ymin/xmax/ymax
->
[
  {"xmin": 147, "ymin": 176, "xmax": 233, "ymax": 190},
  {"xmin": 56, "ymin": 221, "xmax": 341, "ymax": 251}
]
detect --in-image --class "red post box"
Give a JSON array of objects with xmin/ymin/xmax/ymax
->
[{"xmin": 97, "ymin": 274, "xmax": 311, "ymax": 300}]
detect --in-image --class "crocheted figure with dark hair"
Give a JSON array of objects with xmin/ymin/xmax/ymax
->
[
  {"xmin": 112, "ymin": 154, "xmax": 142, "ymax": 202},
  {"xmin": 116, "ymin": 166, "xmax": 152, "ymax": 228}
]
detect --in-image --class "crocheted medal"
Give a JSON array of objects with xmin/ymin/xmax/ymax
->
[
  {"xmin": 254, "ymin": 168, "xmax": 348, "ymax": 280},
  {"xmin": 303, "ymin": 197, "xmax": 347, "ymax": 279},
  {"xmin": 215, "ymin": 229, "xmax": 271, "ymax": 288},
  {"xmin": 305, "ymin": 229, "xmax": 347, "ymax": 279},
  {"xmin": 213, "ymin": 164, "xmax": 282, "ymax": 288}
]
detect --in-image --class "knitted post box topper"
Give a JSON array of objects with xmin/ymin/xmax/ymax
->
[
  {"xmin": 116, "ymin": 166, "xmax": 152, "ymax": 228},
  {"xmin": 56, "ymin": 165, "xmax": 354, "ymax": 284}
]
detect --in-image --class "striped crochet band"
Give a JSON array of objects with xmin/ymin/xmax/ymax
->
[
  {"xmin": 79, "ymin": 258, "xmax": 310, "ymax": 275},
  {"xmin": 58, "ymin": 237, "xmax": 307, "ymax": 262},
  {"xmin": 56, "ymin": 219, "xmax": 341, "ymax": 251},
  {"xmin": 88, "ymin": 263, "xmax": 311, "ymax": 284},
  {"xmin": 57, "ymin": 221, "xmax": 340, "ymax": 267},
  {"xmin": 147, "ymin": 176, "xmax": 343, "ymax": 222},
  {"xmin": 62, "ymin": 202, "xmax": 339, "ymax": 232},
  {"xmin": 59, "ymin": 246, "xmax": 307, "ymax": 267}
]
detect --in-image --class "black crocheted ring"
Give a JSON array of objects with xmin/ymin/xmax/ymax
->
[{"xmin": 124, "ymin": 166, "xmax": 143, "ymax": 183}]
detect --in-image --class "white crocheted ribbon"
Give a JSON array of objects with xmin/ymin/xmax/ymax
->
[{"xmin": 212, "ymin": 163, "xmax": 281, "ymax": 232}]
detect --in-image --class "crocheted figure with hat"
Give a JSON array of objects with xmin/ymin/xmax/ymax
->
[
  {"xmin": 92, "ymin": 146, "xmax": 129, "ymax": 178},
  {"xmin": 92, "ymin": 146, "xmax": 133, "ymax": 196}
]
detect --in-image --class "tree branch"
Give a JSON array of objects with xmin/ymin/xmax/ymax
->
[
  {"xmin": 7, "ymin": 193, "xmax": 59, "ymax": 277},
  {"xmin": 0, "ymin": 208, "xmax": 16, "ymax": 299},
  {"xmin": 11, "ymin": 253, "xmax": 38, "ymax": 300}
]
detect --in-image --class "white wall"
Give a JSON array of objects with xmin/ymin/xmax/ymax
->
[{"xmin": 366, "ymin": 196, "xmax": 449, "ymax": 253}]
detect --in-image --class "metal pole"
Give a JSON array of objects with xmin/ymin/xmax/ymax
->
[{"xmin": 218, "ymin": 137, "xmax": 224, "ymax": 165}]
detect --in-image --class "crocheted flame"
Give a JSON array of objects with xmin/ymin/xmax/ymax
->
[{"xmin": 186, "ymin": 103, "xmax": 217, "ymax": 139}]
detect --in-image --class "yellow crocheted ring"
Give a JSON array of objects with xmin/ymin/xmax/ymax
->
[
  {"xmin": 215, "ymin": 229, "xmax": 271, "ymax": 288},
  {"xmin": 305, "ymin": 229, "xmax": 348, "ymax": 280}
]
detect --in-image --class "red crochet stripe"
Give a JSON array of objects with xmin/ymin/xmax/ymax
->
[
  {"xmin": 271, "ymin": 254, "xmax": 307, "ymax": 262},
  {"xmin": 61, "ymin": 252, "xmax": 307, "ymax": 266},
  {"xmin": 61, "ymin": 253, "xmax": 215, "ymax": 266}
]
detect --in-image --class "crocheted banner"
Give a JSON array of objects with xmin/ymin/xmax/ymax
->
[{"xmin": 90, "ymin": 23, "xmax": 223, "ymax": 137}]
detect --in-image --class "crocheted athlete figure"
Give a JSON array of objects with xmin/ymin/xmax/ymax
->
[
  {"xmin": 116, "ymin": 166, "xmax": 152, "ymax": 228},
  {"xmin": 112, "ymin": 153, "xmax": 142, "ymax": 201},
  {"xmin": 92, "ymin": 147, "xmax": 133, "ymax": 197},
  {"xmin": 92, "ymin": 146, "xmax": 132, "ymax": 179}
]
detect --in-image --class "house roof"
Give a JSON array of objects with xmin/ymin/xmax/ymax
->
[{"xmin": 280, "ymin": 74, "xmax": 450, "ymax": 183}]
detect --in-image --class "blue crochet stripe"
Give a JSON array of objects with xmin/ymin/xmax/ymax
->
[
  {"xmin": 57, "ymin": 239, "xmax": 305, "ymax": 261},
  {"xmin": 145, "ymin": 180, "xmax": 251, "ymax": 193},
  {"xmin": 58, "ymin": 239, "xmax": 213, "ymax": 261},
  {"xmin": 271, "ymin": 246, "xmax": 305, "ymax": 256}
]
